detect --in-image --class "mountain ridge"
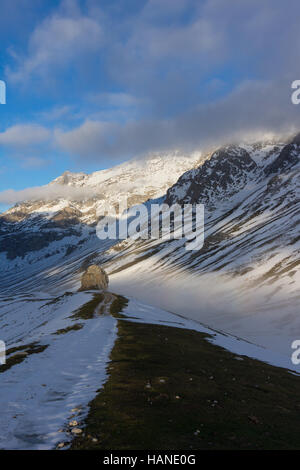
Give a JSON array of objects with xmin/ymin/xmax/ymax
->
[{"xmin": 1, "ymin": 135, "xmax": 300, "ymax": 356}]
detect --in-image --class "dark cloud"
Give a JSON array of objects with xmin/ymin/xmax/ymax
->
[{"xmin": 55, "ymin": 79, "xmax": 300, "ymax": 160}]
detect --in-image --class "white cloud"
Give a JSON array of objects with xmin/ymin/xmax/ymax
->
[
  {"xmin": 38, "ymin": 105, "xmax": 74, "ymax": 122},
  {"xmin": 90, "ymin": 92, "xmax": 142, "ymax": 109},
  {"xmin": 7, "ymin": 13, "xmax": 103, "ymax": 83},
  {"xmin": 54, "ymin": 120, "xmax": 117, "ymax": 157},
  {"xmin": 0, "ymin": 183, "xmax": 103, "ymax": 205},
  {"xmin": 4, "ymin": 0, "xmax": 300, "ymax": 164},
  {"xmin": 0, "ymin": 124, "xmax": 50, "ymax": 148}
]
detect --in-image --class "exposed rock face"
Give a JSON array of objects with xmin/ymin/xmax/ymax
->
[
  {"xmin": 80, "ymin": 265, "xmax": 109, "ymax": 291},
  {"xmin": 264, "ymin": 139, "xmax": 300, "ymax": 176},
  {"xmin": 165, "ymin": 145, "xmax": 258, "ymax": 208}
]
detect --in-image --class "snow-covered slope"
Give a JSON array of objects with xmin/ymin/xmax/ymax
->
[
  {"xmin": 97, "ymin": 135, "xmax": 300, "ymax": 357},
  {"xmin": 0, "ymin": 290, "xmax": 117, "ymax": 449},
  {"xmin": 1, "ymin": 136, "xmax": 300, "ymax": 360},
  {"xmin": 2, "ymin": 135, "xmax": 300, "ymax": 449},
  {"xmin": 1, "ymin": 287, "xmax": 296, "ymax": 450}
]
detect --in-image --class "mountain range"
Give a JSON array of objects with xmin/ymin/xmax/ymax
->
[
  {"xmin": 2, "ymin": 135, "xmax": 300, "ymax": 354},
  {"xmin": 1, "ymin": 134, "xmax": 300, "ymax": 448}
]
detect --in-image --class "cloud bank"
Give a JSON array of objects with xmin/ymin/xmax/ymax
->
[
  {"xmin": 0, "ymin": 124, "xmax": 50, "ymax": 147},
  {"xmin": 3, "ymin": 0, "xmax": 300, "ymax": 164},
  {"xmin": 0, "ymin": 183, "xmax": 104, "ymax": 205}
]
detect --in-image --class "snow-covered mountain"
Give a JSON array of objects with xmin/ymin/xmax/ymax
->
[
  {"xmin": 2, "ymin": 134, "xmax": 300, "ymax": 449},
  {"xmin": 3, "ymin": 150, "xmax": 202, "ymax": 225},
  {"xmin": 2, "ymin": 135, "xmax": 300, "ymax": 356},
  {"xmin": 98, "ymin": 135, "xmax": 300, "ymax": 356},
  {"xmin": 0, "ymin": 151, "xmax": 201, "ymax": 273}
]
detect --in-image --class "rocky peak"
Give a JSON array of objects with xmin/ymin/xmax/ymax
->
[
  {"xmin": 52, "ymin": 171, "xmax": 87, "ymax": 186},
  {"xmin": 264, "ymin": 133, "xmax": 300, "ymax": 176},
  {"xmin": 166, "ymin": 145, "xmax": 257, "ymax": 206}
]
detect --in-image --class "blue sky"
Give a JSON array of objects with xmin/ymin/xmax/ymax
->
[{"xmin": 1, "ymin": 0, "xmax": 300, "ymax": 211}]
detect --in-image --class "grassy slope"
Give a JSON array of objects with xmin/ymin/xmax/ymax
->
[{"xmin": 71, "ymin": 299, "xmax": 300, "ymax": 450}]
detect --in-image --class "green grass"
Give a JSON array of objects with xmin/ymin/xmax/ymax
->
[
  {"xmin": 71, "ymin": 294, "xmax": 104, "ymax": 320},
  {"xmin": 53, "ymin": 323, "xmax": 84, "ymax": 335},
  {"xmin": 71, "ymin": 316, "xmax": 300, "ymax": 450},
  {"xmin": 109, "ymin": 295, "xmax": 129, "ymax": 318}
]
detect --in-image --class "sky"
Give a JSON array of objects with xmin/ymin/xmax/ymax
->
[{"xmin": 1, "ymin": 0, "xmax": 300, "ymax": 211}]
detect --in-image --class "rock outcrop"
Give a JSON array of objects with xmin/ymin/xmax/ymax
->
[{"xmin": 80, "ymin": 265, "xmax": 109, "ymax": 291}]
